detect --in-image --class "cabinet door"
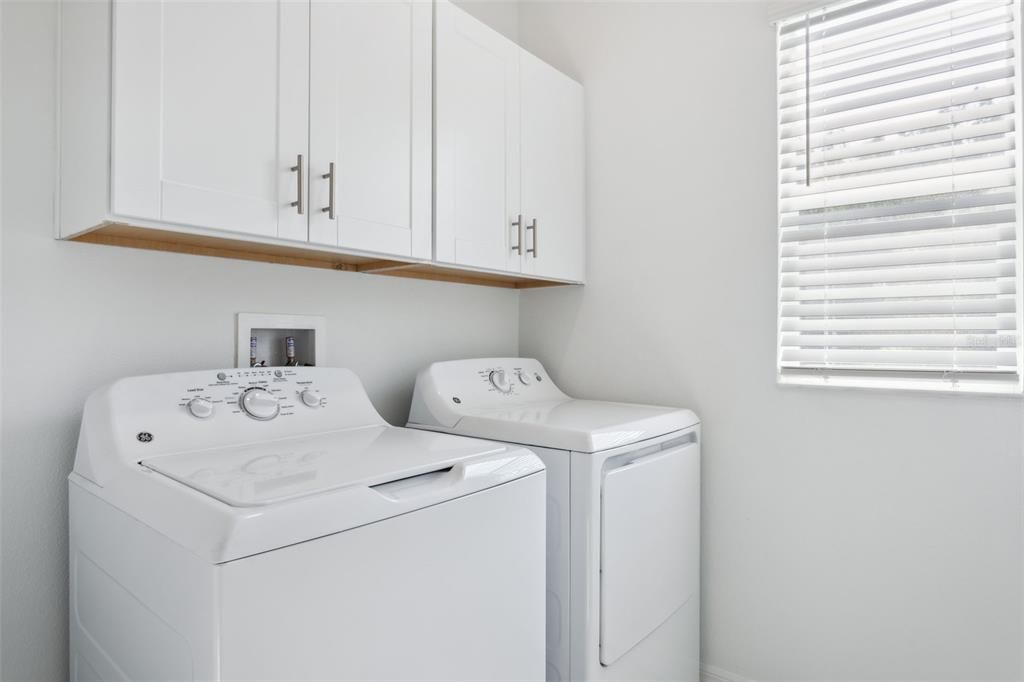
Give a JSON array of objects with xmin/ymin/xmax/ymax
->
[
  {"xmin": 308, "ymin": 0, "xmax": 432, "ymax": 259},
  {"xmin": 435, "ymin": 0, "xmax": 521, "ymax": 273},
  {"xmin": 520, "ymin": 52, "xmax": 585, "ymax": 282},
  {"xmin": 110, "ymin": 1, "xmax": 308, "ymax": 241}
]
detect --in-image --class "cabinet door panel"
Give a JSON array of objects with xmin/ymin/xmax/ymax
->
[
  {"xmin": 111, "ymin": 1, "xmax": 308, "ymax": 241},
  {"xmin": 521, "ymin": 52, "xmax": 585, "ymax": 282},
  {"xmin": 435, "ymin": 0, "xmax": 521, "ymax": 273},
  {"xmin": 309, "ymin": 0, "xmax": 431, "ymax": 259}
]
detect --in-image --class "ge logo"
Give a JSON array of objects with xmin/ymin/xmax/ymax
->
[{"xmin": 137, "ymin": 432, "xmax": 154, "ymax": 443}]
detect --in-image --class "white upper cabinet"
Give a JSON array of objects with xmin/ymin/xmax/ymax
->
[
  {"xmin": 520, "ymin": 52, "xmax": 585, "ymax": 283},
  {"xmin": 59, "ymin": 0, "xmax": 584, "ymax": 286},
  {"xmin": 308, "ymin": 0, "xmax": 432, "ymax": 259},
  {"xmin": 434, "ymin": 1, "xmax": 585, "ymax": 282},
  {"xmin": 434, "ymin": 0, "xmax": 522, "ymax": 273},
  {"xmin": 110, "ymin": 0, "xmax": 309, "ymax": 241}
]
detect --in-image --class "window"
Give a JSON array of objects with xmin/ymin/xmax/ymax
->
[{"xmin": 776, "ymin": 0, "xmax": 1023, "ymax": 393}]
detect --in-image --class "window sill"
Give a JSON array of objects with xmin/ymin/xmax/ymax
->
[{"xmin": 778, "ymin": 372, "xmax": 1023, "ymax": 398}]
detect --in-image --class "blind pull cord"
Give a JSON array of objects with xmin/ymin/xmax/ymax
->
[{"xmin": 805, "ymin": 13, "xmax": 811, "ymax": 187}]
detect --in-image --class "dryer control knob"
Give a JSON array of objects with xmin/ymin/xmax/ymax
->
[
  {"xmin": 187, "ymin": 397, "xmax": 214, "ymax": 419},
  {"xmin": 489, "ymin": 369, "xmax": 512, "ymax": 393},
  {"xmin": 516, "ymin": 370, "xmax": 532, "ymax": 385},
  {"xmin": 239, "ymin": 387, "xmax": 280, "ymax": 421},
  {"xmin": 300, "ymin": 389, "xmax": 323, "ymax": 408}
]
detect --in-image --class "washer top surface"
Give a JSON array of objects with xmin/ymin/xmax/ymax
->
[
  {"xmin": 142, "ymin": 425, "xmax": 510, "ymax": 507},
  {"xmin": 408, "ymin": 358, "xmax": 699, "ymax": 452},
  {"xmin": 71, "ymin": 367, "xmax": 544, "ymax": 562}
]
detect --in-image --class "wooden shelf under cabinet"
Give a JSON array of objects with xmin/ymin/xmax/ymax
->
[{"xmin": 67, "ymin": 223, "xmax": 573, "ymax": 290}]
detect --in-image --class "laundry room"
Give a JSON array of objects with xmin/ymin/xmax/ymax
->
[{"xmin": 1, "ymin": 0, "xmax": 1022, "ymax": 680}]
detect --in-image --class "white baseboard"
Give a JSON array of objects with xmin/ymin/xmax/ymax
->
[{"xmin": 701, "ymin": 663, "xmax": 754, "ymax": 682}]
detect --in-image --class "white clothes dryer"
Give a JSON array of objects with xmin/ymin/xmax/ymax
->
[{"xmin": 408, "ymin": 358, "xmax": 701, "ymax": 682}]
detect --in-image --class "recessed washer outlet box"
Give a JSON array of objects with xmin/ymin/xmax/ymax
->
[{"xmin": 236, "ymin": 313, "xmax": 327, "ymax": 368}]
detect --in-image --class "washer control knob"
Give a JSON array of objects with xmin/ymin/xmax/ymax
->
[
  {"xmin": 300, "ymin": 389, "xmax": 323, "ymax": 408},
  {"xmin": 239, "ymin": 387, "xmax": 280, "ymax": 421},
  {"xmin": 517, "ymin": 370, "xmax": 532, "ymax": 386},
  {"xmin": 187, "ymin": 397, "xmax": 214, "ymax": 419},
  {"xmin": 489, "ymin": 369, "xmax": 512, "ymax": 393}
]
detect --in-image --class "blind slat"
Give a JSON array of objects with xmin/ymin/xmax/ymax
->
[
  {"xmin": 781, "ymin": 333, "xmax": 1017, "ymax": 348},
  {"xmin": 780, "ymin": 348, "xmax": 1017, "ymax": 368},
  {"xmin": 782, "ymin": 240, "xmax": 1016, "ymax": 272},
  {"xmin": 781, "ymin": 278, "xmax": 1015, "ymax": 302},
  {"xmin": 782, "ymin": 295, "xmax": 1016, "ymax": 315},
  {"xmin": 782, "ymin": 314, "xmax": 1016, "ymax": 332},
  {"xmin": 780, "ymin": 189, "xmax": 1015, "ymax": 226}
]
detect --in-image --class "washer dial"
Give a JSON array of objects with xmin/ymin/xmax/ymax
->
[
  {"xmin": 516, "ymin": 370, "xmax": 532, "ymax": 386},
  {"xmin": 239, "ymin": 387, "xmax": 280, "ymax": 421},
  {"xmin": 489, "ymin": 369, "xmax": 512, "ymax": 393},
  {"xmin": 187, "ymin": 397, "xmax": 214, "ymax": 419},
  {"xmin": 300, "ymin": 389, "xmax": 323, "ymax": 408}
]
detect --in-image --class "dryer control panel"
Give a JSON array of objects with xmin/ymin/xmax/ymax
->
[{"xmin": 408, "ymin": 358, "xmax": 570, "ymax": 429}]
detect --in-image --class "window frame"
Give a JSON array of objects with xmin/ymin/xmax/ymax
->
[{"xmin": 774, "ymin": 0, "xmax": 1024, "ymax": 396}]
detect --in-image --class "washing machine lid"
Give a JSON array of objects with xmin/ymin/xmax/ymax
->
[
  {"xmin": 448, "ymin": 399, "xmax": 699, "ymax": 453},
  {"xmin": 142, "ymin": 424, "xmax": 517, "ymax": 507},
  {"xmin": 132, "ymin": 423, "xmax": 544, "ymax": 562}
]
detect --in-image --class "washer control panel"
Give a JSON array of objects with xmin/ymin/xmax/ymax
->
[
  {"xmin": 75, "ymin": 367, "xmax": 388, "ymax": 486},
  {"xmin": 174, "ymin": 368, "xmax": 330, "ymax": 422}
]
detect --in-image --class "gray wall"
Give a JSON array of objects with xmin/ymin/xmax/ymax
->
[
  {"xmin": 516, "ymin": 2, "xmax": 1024, "ymax": 680},
  {"xmin": 0, "ymin": 2, "xmax": 519, "ymax": 679}
]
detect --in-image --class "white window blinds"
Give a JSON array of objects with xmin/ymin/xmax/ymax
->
[{"xmin": 777, "ymin": 0, "xmax": 1022, "ymax": 392}]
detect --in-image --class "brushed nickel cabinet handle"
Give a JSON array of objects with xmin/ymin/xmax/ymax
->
[
  {"xmin": 526, "ymin": 218, "xmax": 538, "ymax": 258},
  {"xmin": 290, "ymin": 154, "xmax": 304, "ymax": 215},
  {"xmin": 511, "ymin": 214, "xmax": 523, "ymax": 254},
  {"xmin": 322, "ymin": 162, "xmax": 336, "ymax": 220}
]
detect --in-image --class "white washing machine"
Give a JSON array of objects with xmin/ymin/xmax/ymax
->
[
  {"xmin": 69, "ymin": 367, "xmax": 546, "ymax": 682},
  {"xmin": 408, "ymin": 358, "xmax": 700, "ymax": 682}
]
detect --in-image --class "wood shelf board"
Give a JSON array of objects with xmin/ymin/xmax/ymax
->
[{"xmin": 67, "ymin": 223, "xmax": 576, "ymax": 289}]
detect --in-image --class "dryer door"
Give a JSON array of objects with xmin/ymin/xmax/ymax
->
[{"xmin": 599, "ymin": 439, "xmax": 699, "ymax": 666}]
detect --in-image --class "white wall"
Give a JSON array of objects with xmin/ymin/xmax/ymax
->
[
  {"xmin": 0, "ymin": 2, "xmax": 519, "ymax": 680},
  {"xmin": 516, "ymin": 2, "xmax": 1024, "ymax": 680},
  {"xmin": 452, "ymin": 0, "xmax": 519, "ymax": 41},
  {"xmin": 5, "ymin": 1, "xmax": 1022, "ymax": 680}
]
